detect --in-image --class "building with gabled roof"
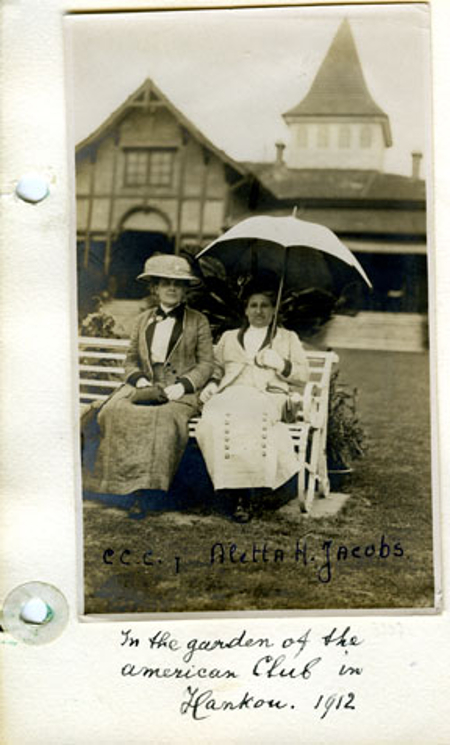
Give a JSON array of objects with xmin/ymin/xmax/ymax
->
[
  {"xmin": 76, "ymin": 20, "xmax": 428, "ymax": 350},
  {"xmin": 76, "ymin": 77, "xmax": 246, "ymax": 303}
]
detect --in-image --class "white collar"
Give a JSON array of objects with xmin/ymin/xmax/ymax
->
[{"xmin": 160, "ymin": 303, "xmax": 180, "ymax": 314}]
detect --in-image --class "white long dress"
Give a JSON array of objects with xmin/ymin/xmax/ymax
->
[{"xmin": 196, "ymin": 325, "xmax": 309, "ymax": 491}]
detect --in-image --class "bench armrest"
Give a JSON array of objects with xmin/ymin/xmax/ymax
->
[{"xmin": 297, "ymin": 382, "xmax": 324, "ymax": 428}]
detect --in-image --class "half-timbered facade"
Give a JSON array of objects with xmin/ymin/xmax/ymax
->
[{"xmin": 76, "ymin": 78, "xmax": 246, "ymax": 302}]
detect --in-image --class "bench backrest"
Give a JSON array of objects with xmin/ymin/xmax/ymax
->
[
  {"xmin": 79, "ymin": 337, "xmax": 338, "ymax": 426},
  {"xmin": 79, "ymin": 336, "xmax": 130, "ymax": 403},
  {"xmin": 79, "ymin": 338, "xmax": 337, "ymax": 397}
]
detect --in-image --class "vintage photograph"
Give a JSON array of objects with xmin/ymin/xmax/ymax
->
[{"xmin": 66, "ymin": 3, "xmax": 434, "ymax": 614}]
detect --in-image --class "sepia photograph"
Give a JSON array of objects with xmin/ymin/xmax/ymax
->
[{"xmin": 66, "ymin": 3, "xmax": 434, "ymax": 615}]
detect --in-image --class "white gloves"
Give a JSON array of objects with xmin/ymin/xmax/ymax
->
[
  {"xmin": 136, "ymin": 378, "xmax": 185, "ymax": 400},
  {"xmin": 135, "ymin": 377, "xmax": 152, "ymax": 388},
  {"xmin": 164, "ymin": 383, "xmax": 185, "ymax": 401},
  {"xmin": 256, "ymin": 348, "xmax": 285, "ymax": 372},
  {"xmin": 200, "ymin": 381, "xmax": 219, "ymax": 404}
]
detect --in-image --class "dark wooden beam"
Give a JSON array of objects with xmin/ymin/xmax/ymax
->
[
  {"xmin": 83, "ymin": 147, "xmax": 97, "ymax": 269},
  {"xmin": 175, "ymin": 129, "xmax": 189, "ymax": 254},
  {"xmin": 197, "ymin": 148, "xmax": 210, "ymax": 245},
  {"xmin": 104, "ymin": 131, "xmax": 120, "ymax": 275}
]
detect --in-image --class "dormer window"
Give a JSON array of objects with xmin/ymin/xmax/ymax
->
[
  {"xmin": 360, "ymin": 125, "xmax": 372, "ymax": 148},
  {"xmin": 296, "ymin": 125, "xmax": 308, "ymax": 148},
  {"xmin": 338, "ymin": 124, "xmax": 351, "ymax": 148},
  {"xmin": 124, "ymin": 148, "xmax": 175, "ymax": 186},
  {"xmin": 317, "ymin": 125, "xmax": 329, "ymax": 148}
]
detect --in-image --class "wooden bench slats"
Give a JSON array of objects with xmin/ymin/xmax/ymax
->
[
  {"xmin": 79, "ymin": 378, "xmax": 123, "ymax": 389},
  {"xmin": 81, "ymin": 393, "xmax": 109, "ymax": 402},
  {"xmin": 79, "ymin": 350, "xmax": 128, "ymax": 361},
  {"xmin": 79, "ymin": 364, "xmax": 126, "ymax": 375},
  {"xmin": 79, "ymin": 336, "xmax": 131, "ymax": 348}
]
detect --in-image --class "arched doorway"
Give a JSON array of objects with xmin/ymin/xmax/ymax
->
[{"xmin": 109, "ymin": 207, "xmax": 174, "ymax": 298}]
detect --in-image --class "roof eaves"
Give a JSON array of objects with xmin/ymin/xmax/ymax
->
[{"xmin": 76, "ymin": 77, "xmax": 246, "ymax": 176}]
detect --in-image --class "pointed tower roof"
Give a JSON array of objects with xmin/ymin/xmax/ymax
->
[{"xmin": 284, "ymin": 19, "xmax": 392, "ymax": 145}]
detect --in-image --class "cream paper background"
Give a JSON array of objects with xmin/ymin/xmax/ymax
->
[{"xmin": 0, "ymin": 1, "xmax": 449, "ymax": 743}]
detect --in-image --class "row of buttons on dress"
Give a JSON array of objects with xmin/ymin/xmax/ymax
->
[
  {"xmin": 224, "ymin": 413, "xmax": 231, "ymax": 459},
  {"xmin": 222, "ymin": 411, "xmax": 270, "ymax": 460},
  {"xmin": 261, "ymin": 412, "xmax": 268, "ymax": 457}
]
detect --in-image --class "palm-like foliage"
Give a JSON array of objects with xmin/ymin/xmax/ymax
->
[{"xmin": 184, "ymin": 250, "xmax": 338, "ymax": 342}]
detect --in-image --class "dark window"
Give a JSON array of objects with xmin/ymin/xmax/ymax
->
[
  {"xmin": 346, "ymin": 252, "xmax": 428, "ymax": 313},
  {"xmin": 124, "ymin": 149, "xmax": 175, "ymax": 186}
]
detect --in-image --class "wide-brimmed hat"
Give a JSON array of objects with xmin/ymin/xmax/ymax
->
[{"xmin": 137, "ymin": 254, "xmax": 199, "ymax": 284}]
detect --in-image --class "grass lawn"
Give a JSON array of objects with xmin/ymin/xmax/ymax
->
[{"xmin": 82, "ymin": 349, "xmax": 435, "ymax": 614}]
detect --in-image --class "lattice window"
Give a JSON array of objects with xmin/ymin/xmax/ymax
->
[
  {"xmin": 360, "ymin": 125, "xmax": 372, "ymax": 148},
  {"xmin": 296, "ymin": 125, "xmax": 308, "ymax": 148},
  {"xmin": 338, "ymin": 124, "xmax": 351, "ymax": 148},
  {"xmin": 124, "ymin": 150, "xmax": 148, "ymax": 185},
  {"xmin": 317, "ymin": 124, "xmax": 329, "ymax": 148},
  {"xmin": 124, "ymin": 149, "xmax": 175, "ymax": 186}
]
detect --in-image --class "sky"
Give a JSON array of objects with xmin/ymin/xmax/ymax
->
[{"xmin": 65, "ymin": 3, "xmax": 430, "ymax": 177}]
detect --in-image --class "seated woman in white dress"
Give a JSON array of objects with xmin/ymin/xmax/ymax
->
[{"xmin": 196, "ymin": 283, "xmax": 309, "ymax": 522}]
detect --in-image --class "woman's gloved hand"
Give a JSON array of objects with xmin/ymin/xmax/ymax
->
[
  {"xmin": 199, "ymin": 381, "xmax": 219, "ymax": 404},
  {"xmin": 164, "ymin": 383, "xmax": 185, "ymax": 401},
  {"xmin": 131, "ymin": 385, "xmax": 168, "ymax": 405},
  {"xmin": 135, "ymin": 377, "xmax": 152, "ymax": 388},
  {"xmin": 255, "ymin": 348, "xmax": 285, "ymax": 372}
]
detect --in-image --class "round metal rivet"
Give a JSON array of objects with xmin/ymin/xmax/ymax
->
[
  {"xmin": 16, "ymin": 175, "xmax": 49, "ymax": 204},
  {"xmin": 2, "ymin": 582, "xmax": 69, "ymax": 644}
]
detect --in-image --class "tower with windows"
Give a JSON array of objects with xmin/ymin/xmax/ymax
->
[{"xmin": 283, "ymin": 19, "xmax": 392, "ymax": 170}]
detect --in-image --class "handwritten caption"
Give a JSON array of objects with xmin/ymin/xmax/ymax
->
[
  {"xmin": 104, "ymin": 533, "xmax": 404, "ymax": 584},
  {"xmin": 119, "ymin": 625, "xmax": 365, "ymax": 721}
]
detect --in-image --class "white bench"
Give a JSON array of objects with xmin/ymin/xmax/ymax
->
[{"xmin": 79, "ymin": 336, "xmax": 338, "ymax": 512}]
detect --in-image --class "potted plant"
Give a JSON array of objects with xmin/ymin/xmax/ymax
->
[{"xmin": 326, "ymin": 370, "xmax": 366, "ymax": 490}]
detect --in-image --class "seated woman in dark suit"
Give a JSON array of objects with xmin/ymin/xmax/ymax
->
[{"xmin": 82, "ymin": 254, "xmax": 214, "ymax": 519}]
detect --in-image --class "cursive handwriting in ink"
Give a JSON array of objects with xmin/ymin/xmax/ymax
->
[
  {"xmin": 314, "ymin": 692, "xmax": 356, "ymax": 719},
  {"xmin": 180, "ymin": 686, "xmax": 288, "ymax": 721}
]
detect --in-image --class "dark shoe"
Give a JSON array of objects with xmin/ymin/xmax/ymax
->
[
  {"xmin": 128, "ymin": 508, "xmax": 147, "ymax": 521},
  {"xmin": 232, "ymin": 507, "xmax": 251, "ymax": 523},
  {"xmin": 127, "ymin": 496, "xmax": 147, "ymax": 520},
  {"xmin": 232, "ymin": 499, "xmax": 252, "ymax": 524}
]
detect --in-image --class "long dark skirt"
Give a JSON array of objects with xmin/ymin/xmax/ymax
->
[{"xmin": 82, "ymin": 385, "xmax": 199, "ymax": 495}]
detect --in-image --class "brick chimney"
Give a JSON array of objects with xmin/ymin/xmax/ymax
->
[
  {"xmin": 275, "ymin": 141, "xmax": 286, "ymax": 166},
  {"xmin": 411, "ymin": 151, "xmax": 422, "ymax": 180}
]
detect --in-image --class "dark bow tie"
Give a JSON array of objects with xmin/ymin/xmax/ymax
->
[{"xmin": 155, "ymin": 304, "xmax": 184, "ymax": 322}]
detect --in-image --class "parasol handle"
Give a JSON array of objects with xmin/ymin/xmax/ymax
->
[{"xmin": 269, "ymin": 247, "xmax": 288, "ymax": 345}]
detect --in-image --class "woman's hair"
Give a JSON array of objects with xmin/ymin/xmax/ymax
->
[{"xmin": 243, "ymin": 288, "xmax": 277, "ymax": 307}]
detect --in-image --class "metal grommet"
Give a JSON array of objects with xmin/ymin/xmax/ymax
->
[
  {"xmin": 2, "ymin": 582, "xmax": 69, "ymax": 645},
  {"xmin": 15, "ymin": 175, "xmax": 49, "ymax": 204}
]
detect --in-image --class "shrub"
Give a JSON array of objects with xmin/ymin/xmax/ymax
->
[{"xmin": 327, "ymin": 371, "xmax": 367, "ymax": 470}]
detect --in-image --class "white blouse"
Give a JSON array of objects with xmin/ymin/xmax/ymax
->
[
  {"xmin": 149, "ymin": 304, "xmax": 177, "ymax": 363},
  {"xmin": 243, "ymin": 326, "xmax": 268, "ymax": 359}
]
